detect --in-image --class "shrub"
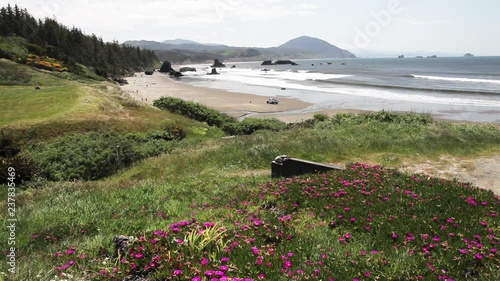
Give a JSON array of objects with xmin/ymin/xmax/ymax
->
[
  {"xmin": 361, "ymin": 110, "xmax": 432, "ymax": 125},
  {"xmin": 154, "ymin": 97, "xmax": 288, "ymax": 135},
  {"xmin": 0, "ymin": 154, "xmax": 36, "ymax": 184},
  {"xmin": 313, "ymin": 113, "xmax": 328, "ymax": 122},
  {"xmin": 25, "ymin": 54, "xmax": 67, "ymax": 72},
  {"xmin": 0, "ymin": 48, "xmax": 15, "ymax": 60},
  {"xmin": 153, "ymin": 96, "xmax": 235, "ymax": 128},
  {"xmin": 23, "ymin": 130, "xmax": 180, "ymax": 181},
  {"xmin": 223, "ymin": 118, "xmax": 287, "ymax": 135}
]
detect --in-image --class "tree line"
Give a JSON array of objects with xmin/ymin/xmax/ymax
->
[{"xmin": 0, "ymin": 4, "xmax": 158, "ymax": 77}]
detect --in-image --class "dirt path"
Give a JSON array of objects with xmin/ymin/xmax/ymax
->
[{"xmin": 400, "ymin": 155, "xmax": 500, "ymax": 195}]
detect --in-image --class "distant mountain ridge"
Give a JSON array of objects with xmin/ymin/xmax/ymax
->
[
  {"xmin": 162, "ymin": 39, "xmax": 200, "ymax": 45},
  {"xmin": 279, "ymin": 36, "xmax": 356, "ymax": 59},
  {"xmin": 123, "ymin": 36, "xmax": 356, "ymax": 63}
]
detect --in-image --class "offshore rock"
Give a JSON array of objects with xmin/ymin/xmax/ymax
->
[
  {"xmin": 274, "ymin": 60, "xmax": 298, "ymax": 66},
  {"xmin": 212, "ymin": 59, "xmax": 226, "ymax": 68}
]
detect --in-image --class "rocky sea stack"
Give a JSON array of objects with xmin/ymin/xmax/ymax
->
[
  {"xmin": 159, "ymin": 61, "xmax": 183, "ymax": 77},
  {"xmin": 261, "ymin": 60, "xmax": 299, "ymax": 66},
  {"xmin": 212, "ymin": 59, "xmax": 226, "ymax": 68}
]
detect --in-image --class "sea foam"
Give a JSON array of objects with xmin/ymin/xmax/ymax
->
[
  {"xmin": 182, "ymin": 66, "xmax": 500, "ymax": 108},
  {"xmin": 412, "ymin": 75, "xmax": 500, "ymax": 85}
]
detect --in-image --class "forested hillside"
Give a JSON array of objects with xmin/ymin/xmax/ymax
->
[{"xmin": 0, "ymin": 4, "xmax": 158, "ymax": 77}]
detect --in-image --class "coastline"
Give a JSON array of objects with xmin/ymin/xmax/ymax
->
[
  {"xmin": 171, "ymin": 58, "xmax": 500, "ymax": 124},
  {"xmin": 121, "ymin": 72, "xmax": 349, "ymax": 122},
  {"xmin": 121, "ymin": 71, "xmax": 500, "ymax": 124}
]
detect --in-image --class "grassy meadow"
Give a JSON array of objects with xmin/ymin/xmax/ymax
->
[{"xmin": 0, "ymin": 61, "xmax": 499, "ymax": 280}]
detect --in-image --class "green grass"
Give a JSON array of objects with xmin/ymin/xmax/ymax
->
[
  {"xmin": 1, "ymin": 148, "xmax": 498, "ymax": 280},
  {"xmin": 0, "ymin": 59, "xmax": 217, "ymax": 143},
  {"xmin": 0, "ymin": 85, "xmax": 81, "ymax": 126}
]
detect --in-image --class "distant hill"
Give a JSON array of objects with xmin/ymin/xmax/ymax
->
[
  {"xmin": 162, "ymin": 39, "xmax": 200, "ymax": 45},
  {"xmin": 279, "ymin": 36, "xmax": 356, "ymax": 58},
  {"xmin": 161, "ymin": 39, "xmax": 226, "ymax": 47},
  {"xmin": 123, "ymin": 35, "xmax": 357, "ymax": 63},
  {"xmin": 123, "ymin": 39, "xmax": 228, "ymax": 51}
]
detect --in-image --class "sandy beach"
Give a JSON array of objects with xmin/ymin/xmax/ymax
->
[
  {"xmin": 121, "ymin": 72, "xmax": 370, "ymax": 122},
  {"xmin": 121, "ymin": 72, "xmax": 320, "ymax": 121}
]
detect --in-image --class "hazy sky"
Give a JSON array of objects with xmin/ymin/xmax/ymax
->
[{"xmin": 5, "ymin": 0, "xmax": 500, "ymax": 56}]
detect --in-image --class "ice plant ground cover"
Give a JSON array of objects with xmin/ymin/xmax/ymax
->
[{"xmin": 50, "ymin": 164, "xmax": 499, "ymax": 280}]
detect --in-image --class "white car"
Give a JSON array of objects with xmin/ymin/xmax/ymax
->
[{"xmin": 267, "ymin": 98, "xmax": 279, "ymax": 104}]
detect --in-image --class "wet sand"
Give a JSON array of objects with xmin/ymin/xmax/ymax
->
[
  {"xmin": 122, "ymin": 72, "xmax": 316, "ymax": 120},
  {"xmin": 122, "ymin": 72, "xmax": 370, "ymax": 122}
]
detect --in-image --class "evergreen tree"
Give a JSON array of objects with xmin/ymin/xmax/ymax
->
[{"xmin": 0, "ymin": 4, "xmax": 159, "ymax": 77}]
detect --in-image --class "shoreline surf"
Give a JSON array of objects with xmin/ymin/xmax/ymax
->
[{"xmin": 175, "ymin": 57, "xmax": 500, "ymax": 123}]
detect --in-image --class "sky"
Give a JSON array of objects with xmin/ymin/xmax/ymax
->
[{"xmin": 4, "ymin": 0, "xmax": 500, "ymax": 56}]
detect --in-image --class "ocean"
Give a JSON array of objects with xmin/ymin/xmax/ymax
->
[{"xmin": 178, "ymin": 57, "xmax": 500, "ymax": 123}]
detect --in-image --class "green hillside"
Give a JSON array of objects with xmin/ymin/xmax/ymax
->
[
  {"xmin": 1, "ymin": 114, "xmax": 499, "ymax": 280},
  {"xmin": 0, "ymin": 4, "xmax": 159, "ymax": 78}
]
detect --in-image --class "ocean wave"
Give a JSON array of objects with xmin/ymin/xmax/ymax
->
[
  {"xmin": 316, "ymin": 79, "xmax": 500, "ymax": 96},
  {"xmin": 330, "ymin": 87, "xmax": 500, "ymax": 107},
  {"xmin": 182, "ymin": 67, "xmax": 500, "ymax": 108},
  {"xmin": 412, "ymin": 74, "xmax": 500, "ymax": 84},
  {"xmin": 189, "ymin": 68, "xmax": 351, "ymax": 82}
]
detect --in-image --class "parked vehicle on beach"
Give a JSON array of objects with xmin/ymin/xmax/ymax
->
[{"xmin": 267, "ymin": 98, "xmax": 279, "ymax": 104}]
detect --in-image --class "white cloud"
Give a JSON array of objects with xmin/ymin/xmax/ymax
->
[
  {"xmin": 292, "ymin": 2, "xmax": 320, "ymax": 15},
  {"xmin": 15, "ymin": 0, "xmax": 319, "ymax": 37},
  {"xmin": 394, "ymin": 17, "xmax": 450, "ymax": 26}
]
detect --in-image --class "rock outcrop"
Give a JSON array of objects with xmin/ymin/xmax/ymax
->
[
  {"xmin": 159, "ymin": 61, "xmax": 174, "ymax": 73},
  {"xmin": 171, "ymin": 71, "xmax": 183, "ymax": 77},
  {"xmin": 180, "ymin": 67, "xmax": 196, "ymax": 72},
  {"xmin": 274, "ymin": 60, "xmax": 298, "ymax": 66},
  {"xmin": 208, "ymin": 68, "xmax": 219, "ymax": 75},
  {"xmin": 212, "ymin": 59, "xmax": 226, "ymax": 68},
  {"xmin": 114, "ymin": 78, "xmax": 128, "ymax": 85},
  {"xmin": 261, "ymin": 60, "xmax": 274, "ymax": 66},
  {"xmin": 159, "ymin": 61, "xmax": 183, "ymax": 77},
  {"xmin": 464, "ymin": 53, "xmax": 474, "ymax": 57}
]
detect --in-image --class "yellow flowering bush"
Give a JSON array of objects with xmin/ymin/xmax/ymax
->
[{"xmin": 25, "ymin": 54, "xmax": 67, "ymax": 72}]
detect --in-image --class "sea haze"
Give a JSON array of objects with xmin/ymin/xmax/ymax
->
[{"xmin": 177, "ymin": 57, "xmax": 500, "ymax": 123}]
